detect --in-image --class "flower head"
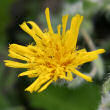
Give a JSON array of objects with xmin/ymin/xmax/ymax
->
[{"xmin": 4, "ymin": 8, "xmax": 105, "ymax": 93}]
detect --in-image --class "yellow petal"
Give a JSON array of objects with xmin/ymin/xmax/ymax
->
[
  {"xmin": 67, "ymin": 71, "xmax": 73, "ymax": 81},
  {"xmin": 18, "ymin": 70, "xmax": 39, "ymax": 77},
  {"xmin": 38, "ymin": 80, "xmax": 53, "ymax": 93},
  {"xmin": 27, "ymin": 21, "xmax": 44, "ymax": 38},
  {"xmin": 34, "ymin": 76, "xmax": 51, "ymax": 91},
  {"xmin": 57, "ymin": 24, "xmax": 61, "ymax": 36},
  {"xmin": 59, "ymin": 72, "xmax": 72, "ymax": 81},
  {"xmin": 73, "ymin": 49, "xmax": 106, "ymax": 66},
  {"xmin": 70, "ymin": 14, "xmax": 83, "ymax": 49},
  {"xmin": 90, "ymin": 49, "xmax": 105, "ymax": 54},
  {"xmin": 45, "ymin": 8, "xmax": 53, "ymax": 33},
  {"xmin": 25, "ymin": 79, "xmax": 39, "ymax": 93},
  {"xmin": 9, "ymin": 44, "xmax": 34, "ymax": 58},
  {"xmin": 25, "ymin": 76, "xmax": 50, "ymax": 93},
  {"xmin": 20, "ymin": 22, "xmax": 42, "ymax": 44},
  {"xmin": 72, "ymin": 68, "xmax": 92, "ymax": 82},
  {"xmin": 28, "ymin": 74, "xmax": 39, "ymax": 78},
  {"xmin": 4, "ymin": 60, "xmax": 30, "ymax": 68},
  {"xmin": 62, "ymin": 15, "xmax": 68, "ymax": 36},
  {"xmin": 8, "ymin": 50, "xmax": 29, "ymax": 61}
]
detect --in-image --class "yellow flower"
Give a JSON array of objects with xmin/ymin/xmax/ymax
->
[{"xmin": 4, "ymin": 8, "xmax": 105, "ymax": 93}]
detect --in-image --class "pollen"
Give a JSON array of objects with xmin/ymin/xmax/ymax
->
[{"xmin": 4, "ymin": 8, "xmax": 105, "ymax": 93}]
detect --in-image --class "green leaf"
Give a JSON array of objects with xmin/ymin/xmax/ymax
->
[
  {"xmin": 0, "ymin": 93, "xmax": 11, "ymax": 108},
  {"xmin": 3, "ymin": 106, "xmax": 25, "ymax": 110},
  {"xmin": 103, "ymin": 77, "xmax": 110, "ymax": 95},
  {"xmin": 27, "ymin": 83, "xmax": 101, "ymax": 110}
]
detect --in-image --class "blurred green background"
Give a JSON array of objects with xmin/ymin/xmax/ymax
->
[{"xmin": 0, "ymin": 0, "xmax": 110, "ymax": 110}]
